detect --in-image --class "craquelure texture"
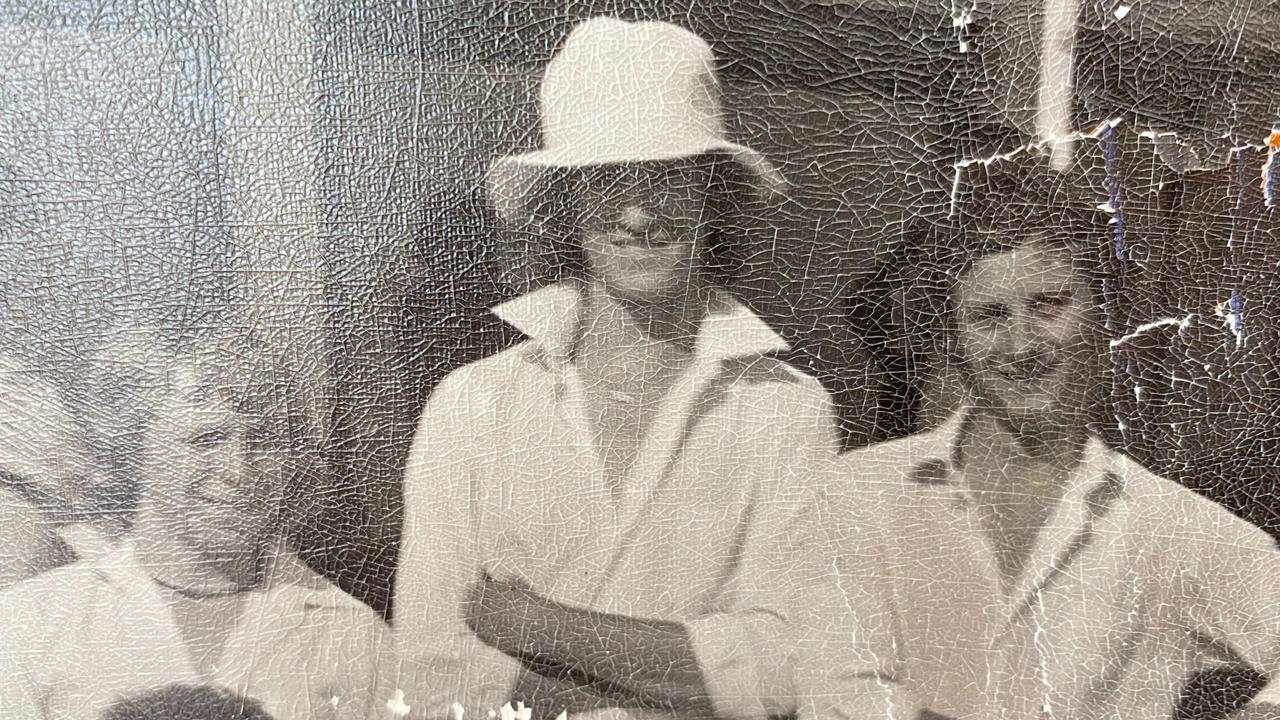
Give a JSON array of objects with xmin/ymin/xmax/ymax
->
[{"xmin": 0, "ymin": 2, "xmax": 1277, "ymax": 720}]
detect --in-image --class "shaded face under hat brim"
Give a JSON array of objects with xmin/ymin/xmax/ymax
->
[{"xmin": 486, "ymin": 140, "xmax": 786, "ymax": 223}]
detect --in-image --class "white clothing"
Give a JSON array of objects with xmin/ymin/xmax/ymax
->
[
  {"xmin": 0, "ymin": 541, "xmax": 393, "ymax": 720},
  {"xmin": 830, "ymin": 411, "xmax": 1280, "ymax": 720},
  {"xmin": 395, "ymin": 283, "xmax": 903, "ymax": 720}
]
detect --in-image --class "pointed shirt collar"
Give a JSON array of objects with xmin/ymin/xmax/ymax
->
[
  {"xmin": 907, "ymin": 407, "xmax": 1127, "ymax": 622},
  {"xmin": 491, "ymin": 282, "xmax": 789, "ymax": 367},
  {"xmin": 908, "ymin": 408, "xmax": 1123, "ymax": 507}
]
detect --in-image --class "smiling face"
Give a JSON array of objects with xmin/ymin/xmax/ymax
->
[
  {"xmin": 955, "ymin": 239, "xmax": 1097, "ymax": 426},
  {"xmin": 576, "ymin": 158, "xmax": 718, "ymax": 304},
  {"xmin": 135, "ymin": 366, "xmax": 286, "ymax": 560}
]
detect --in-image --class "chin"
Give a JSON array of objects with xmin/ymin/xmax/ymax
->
[
  {"xmin": 610, "ymin": 279, "xmax": 682, "ymax": 305},
  {"xmin": 1002, "ymin": 402, "xmax": 1058, "ymax": 428}
]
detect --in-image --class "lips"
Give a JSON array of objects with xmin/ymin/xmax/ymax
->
[
  {"xmin": 606, "ymin": 229, "xmax": 676, "ymax": 249},
  {"xmin": 995, "ymin": 357, "xmax": 1059, "ymax": 383},
  {"xmin": 191, "ymin": 478, "xmax": 251, "ymax": 508}
]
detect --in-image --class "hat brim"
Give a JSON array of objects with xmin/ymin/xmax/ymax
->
[{"xmin": 485, "ymin": 140, "xmax": 786, "ymax": 223}]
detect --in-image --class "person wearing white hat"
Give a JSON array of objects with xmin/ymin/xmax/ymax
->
[
  {"xmin": 825, "ymin": 151, "xmax": 1280, "ymax": 720},
  {"xmin": 394, "ymin": 16, "xmax": 901, "ymax": 720}
]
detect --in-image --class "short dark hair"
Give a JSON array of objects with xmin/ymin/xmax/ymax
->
[
  {"xmin": 100, "ymin": 684, "xmax": 275, "ymax": 720},
  {"xmin": 939, "ymin": 149, "xmax": 1110, "ymax": 281},
  {"xmin": 492, "ymin": 152, "xmax": 762, "ymax": 293},
  {"xmin": 914, "ymin": 150, "xmax": 1115, "ymax": 403}
]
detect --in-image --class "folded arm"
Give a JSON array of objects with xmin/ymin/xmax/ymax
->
[{"xmin": 466, "ymin": 572, "xmax": 719, "ymax": 718}]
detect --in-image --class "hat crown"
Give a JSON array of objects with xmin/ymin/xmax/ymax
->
[{"xmin": 538, "ymin": 18, "xmax": 727, "ymax": 160}]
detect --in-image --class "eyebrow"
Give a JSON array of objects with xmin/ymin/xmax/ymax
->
[{"xmin": 970, "ymin": 301, "xmax": 1010, "ymax": 315}]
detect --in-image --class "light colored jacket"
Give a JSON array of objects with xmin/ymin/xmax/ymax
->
[
  {"xmin": 395, "ymin": 283, "xmax": 903, "ymax": 720},
  {"xmin": 0, "ymin": 540, "xmax": 393, "ymax": 720},
  {"xmin": 829, "ymin": 410, "xmax": 1280, "ymax": 720}
]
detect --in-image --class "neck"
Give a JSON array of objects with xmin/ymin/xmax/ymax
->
[
  {"xmin": 133, "ymin": 523, "xmax": 269, "ymax": 597},
  {"xmin": 961, "ymin": 407, "xmax": 1087, "ymax": 491},
  {"xmin": 582, "ymin": 281, "xmax": 708, "ymax": 350}
]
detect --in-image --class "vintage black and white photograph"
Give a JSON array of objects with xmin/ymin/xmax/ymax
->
[{"xmin": 0, "ymin": 1, "xmax": 1278, "ymax": 719}]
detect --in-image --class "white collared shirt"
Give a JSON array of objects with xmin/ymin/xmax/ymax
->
[
  {"xmin": 0, "ymin": 540, "xmax": 393, "ymax": 720},
  {"xmin": 829, "ymin": 411, "xmax": 1280, "ymax": 720},
  {"xmin": 395, "ymin": 283, "xmax": 902, "ymax": 720}
]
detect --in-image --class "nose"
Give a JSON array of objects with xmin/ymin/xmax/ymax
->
[
  {"xmin": 194, "ymin": 452, "xmax": 255, "ymax": 501},
  {"xmin": 999, "ymin": 311, "xmax": 1053, "ymax": 365}
]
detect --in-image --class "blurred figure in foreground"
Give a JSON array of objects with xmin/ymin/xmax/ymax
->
[
  {"xmin": 0, "ymin": 327, "xmax": 392, "ymax": 720},
  {"xmin": 100, "ymin": 683, "xmax": 275, "ymax": 720},
  {"xmin": 0, "ymin": 358, "xmax": 107, "ymax": 588}
]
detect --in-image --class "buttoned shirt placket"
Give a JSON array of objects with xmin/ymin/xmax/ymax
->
[{"xmin": 924, "ymin": 416, "xmax": 1126, "ymax": 720}]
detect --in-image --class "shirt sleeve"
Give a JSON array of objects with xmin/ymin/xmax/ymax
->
[
  {"xmin": 0, "ymin": 583, "xmax": 54, "ymax": 719},
  {"xmin": 1163, "ymin": 492, "xmax": 1280, "ymax": 699},
  {"xmin": 392, "ymin": 367, "xmax": 524, "ymax": 716},
  {"xmin": 688, "ymin": 379, "xmax": 909, "ymax": 720}
]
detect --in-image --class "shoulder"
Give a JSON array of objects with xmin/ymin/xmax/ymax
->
[
  {"xmin": 423, "ymin": 342, "xmax": 540, "ymax": 405},
  {"xmin": 1112, "ymin": 449, "xmax": 1278, "ymax": 558},
  {"xmin": 719, "ymin": 354, "xmax": 834, "ymax": 419},
  {"xmin": 724, "ymin": 352, "xmax": 822, "ymax": 388},
  {"xmin": 839, "ymin": 427, "xmax": 950, "ymax": 486},
  {"xmin": 0, "ymin": 559, "xmax": 103, "ymax": 650},
  {"xmin": 824, "ymin": 426, "xmax": 959, "ymax": 540},
  {"xmin": 1, "ymin": 558, "xmax": 101, "ymax": 606},
  {"xmin": 409, "ymin": 342, "xmax": 544, "ymax": 456},
  {"xmin": 272, "ymin": 558, "xmax": 388, "ymax": 635}
]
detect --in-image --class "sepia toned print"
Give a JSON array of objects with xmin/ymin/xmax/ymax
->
[{"xmin": 0, "ymin": 2, "xmax": 1277, "ymax": 720}]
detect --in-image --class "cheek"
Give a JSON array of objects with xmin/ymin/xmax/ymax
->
[
  {"xmin": 958, "ymin": 326, "xmax": 998, "ymax": 365},
  {"xmin": 139, "ymin": 450, "xmax": 193, "ymax": 498},
  {"xmin": 253, "ymin": 463, "xmax": 288, "ymax": 501},
  {"xmin": 1044, "ymin": 310, "xmax": 1091, "ymax": 352}
]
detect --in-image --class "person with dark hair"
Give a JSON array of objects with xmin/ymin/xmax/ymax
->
[
  {"xmin": 100, "ymin": 684, "xmax": 275, "ymax": 720},
  {"xmin": 0, "ymin": 327, "xmax": 394, "ymax": 720},
  {"xmin": 394, "ymin": 16, "xmax": 900, "ymax": 720},
  {"xmin": 826, "ymin": 150, "xmax": 1280, "ymax": 720}
]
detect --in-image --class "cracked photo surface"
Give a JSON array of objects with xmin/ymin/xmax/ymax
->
[{"xmin": 0, "ymin": 2, "xmax": 1277, "ymax": 720}]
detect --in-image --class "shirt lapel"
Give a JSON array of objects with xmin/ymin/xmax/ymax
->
[
  {"xmin": 925, "ymin": 411, "xmax": 1129, "ymax": 635},
  {"xmin": 91, "ymin": 543, "xmax": 201, "ymax": 681},
  {"xmin": 1001, "ymin": 436, "xmax": 1126, "ymax": 634},
  {"xmin": 491, "ymin": 285, "xmax": 789, "ymax": 605},
  {"xmin": 216, "ymin": 545, "xmax": 374, "ymax": 719},
  {"xmin": 490, "ymin": 283, "xmax": 615, "ymax": 598},
  {"xmin": 609, "ymin": 291, "xmax": 787, "ymax": 543},
  {"xmin": 491, "ymin": 284, "xmax": 600, "ymax": 484}
]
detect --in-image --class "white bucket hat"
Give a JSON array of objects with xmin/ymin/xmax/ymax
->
[{"xmin": 486, "ymin": 17, "xmax": 786, "ymax": 223}]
